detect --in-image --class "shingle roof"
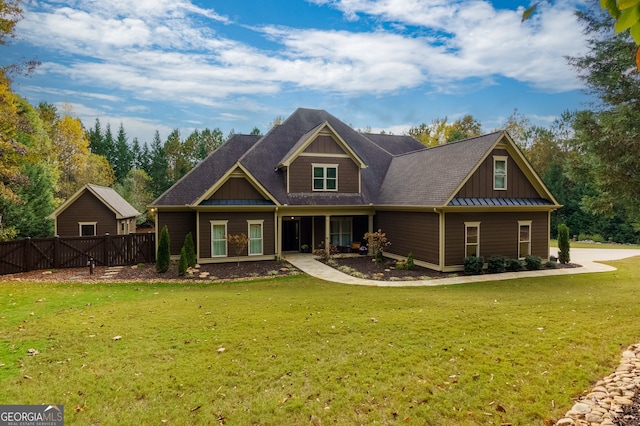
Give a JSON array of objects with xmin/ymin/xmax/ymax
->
[
  {"xmin": 151, "ymin": 134, "xmax": 261, "ymax": 206},
  {"xmin": 151, "ymin": 110, "xmax": 550, "ymax": 210},
  {"xmin": 376, "ymin": 132, "xmax": 503, "ymax": 206},
  {"xmin": 87, "ymin": 184, "xmax": 141, "ymax": 218}
]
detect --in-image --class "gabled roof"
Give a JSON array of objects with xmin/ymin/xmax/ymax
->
[
  {"xmin": 49, "ymin": 184, "xmax": 140, "ymax": 219},
  {"xmin": 151, "ymin": 109, "xmax": 559, "ymax": 210},
  {"xmin": 151, "ymin": 134, "xmax": 261, "ymax": 206},
  {"xmin": 377, "ymin": 132, "xmax": 502, "ymax": 206},
  {"xmin": 277, "ymin": 121, "xmax": 367, "ymax": 169}
]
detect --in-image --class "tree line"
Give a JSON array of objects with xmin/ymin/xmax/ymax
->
[{"xmin": 1, "ymin": 2, "xmax": 638, "ymax": 244}]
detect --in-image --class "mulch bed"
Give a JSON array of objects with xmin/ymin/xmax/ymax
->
[
  {"xmin": 322, "ymin": 254, "xmax": 581, "ymax": 281},
  {"xmin": 0, "ymin": 260, "xmax": 300, "ymax": 283}
]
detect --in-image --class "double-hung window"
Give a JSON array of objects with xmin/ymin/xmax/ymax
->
[
  {"xmin": 493, "ymin": 156, "xmax": 508, "ymax": 190},
  {"xmin": 248, "ymin": 220, "xmax": 263, "ymax": 256},
  {"xmin": 313, "ymin": 164, "xmax": 338, "ymax": 191},
  {"xmin": 465, "ymin": 222, "xmax": 480, "ymax": 257},
  {"xmin": 211, "ymin": 220, "xmax": 228, "ymax": 257},
  {"xmin": 518, "ymin": 221, "xmax": 532, "ymax": 258}
]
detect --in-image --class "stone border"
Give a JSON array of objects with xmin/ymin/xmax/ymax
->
[{"xmin": 555, "ymin": 344, "xmax": 640, "ymax": 426}]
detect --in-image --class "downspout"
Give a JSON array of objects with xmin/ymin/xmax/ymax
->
[{"xmin": 275, "ymin": 207, "xmax": 280, "ymax": 260}]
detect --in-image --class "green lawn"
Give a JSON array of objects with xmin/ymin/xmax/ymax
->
[{"xmin": 1, "ymin": 257, "xmax": 640, "ymax": 425}]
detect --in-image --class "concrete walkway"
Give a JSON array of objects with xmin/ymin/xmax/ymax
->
[{"xmin": 283, "ymin": 247, "xmax": 640, "ymax": 287}]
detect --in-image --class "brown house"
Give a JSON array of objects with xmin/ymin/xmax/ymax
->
[
  {"xmin": 150, "ymin": 108, "xmax": 560, "ymax": 272},
  {"xmin": 49, "ymin": 184, "xmax": 140, "ymax": 237}
]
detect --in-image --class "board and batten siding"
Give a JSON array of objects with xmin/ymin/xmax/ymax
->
[
  {"xmin": 304, "ymin": 135, "xmax": 344, "ymax": 154},
  {"xmin": 209, "ymin": 177, "xmax": 265, "ymax": 200},
  {"xmin": 198, "ymin": 211, "xmax": 275, "ymax": 259},
  {"xmin": 57, "ymin": 191, "xmax": 117, "ymax": 236},
  {"xmin": 444, "ymin": 211, "xmax": 549, "ymax": 267},
  {"xmin": 157, "ymin": 211, "xmax": 197, "ymax": 257},
  {"xmin": 455, "ymin": 149, "xmax": 539, "ymax": 199},
  {"xmin": 375, "ymin": 211, "xmax": 440, "ymax": 266},
  {"xmin": 288, "ymin": 156, "xmax": 360, "ymax": 193}
]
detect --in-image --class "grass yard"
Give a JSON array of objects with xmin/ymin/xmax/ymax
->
[{"xmin": 1, "ymin": 257, "xmax": 640, "ymax": 425}]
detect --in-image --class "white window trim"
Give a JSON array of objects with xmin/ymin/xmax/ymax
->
[
  {"xmin": 312, "ymin": 164, "xmax": 338, "ymax": 192},
  {"xmin": 464, "ymin": 221, "xmax": 480, "ymax": 258},
  {"xmin": 247, "ymin": 219, "xmax": 264, "ymax": 256},
  {"xmin": 78, "ymin": 222, "xmax": 97, "ymax": 236},
  {"xmin": 518, "ymin": 220, "xmax": 532, "ymax": 259},
  {"xmin": 493, "ymin": 156, "xmax": 508, "ymax": 191},
  {"xmin": 210, "ymin": 220, "xmax": 228, "ymax": 257},
  {"xmin": 330, "ymin": 217, "xmax": 353, "ymax": 247}
]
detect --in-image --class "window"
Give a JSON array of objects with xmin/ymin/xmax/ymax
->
[
  {"xmin": 79, "ymin": 222, "xmax": 96, "ymax": 236},
  {"xmin": 465, "ymin": 222, "xmax": 480, "ymax": 257},
  {"xmin": 313, "ymin": 165, "xmax": 338, "ymax": 191},
  {"xmin": 211, "ymin": 221, "xmax": 228, "ymax": 257},
  {"xmin": 330, "ymin": 218, "xmax": 352, "ymax": 247},
  {"xmin": 493, "ymin": 156, "xmax": 508, "ymax": 190},
  {"xmin": 248, "ymin": 220, "xmax": 263, "ymax": 256},
  {"xmin": 518, "ymin": 221, "xmax": 532, "ymax": 258}
]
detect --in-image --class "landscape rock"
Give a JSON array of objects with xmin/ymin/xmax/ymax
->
[{"xmin": 555, "ymin": 344, "xmax": 640, "ymax": 426}]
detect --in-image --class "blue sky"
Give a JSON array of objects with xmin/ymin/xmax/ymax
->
[{"xmin": 3, "ymin": 0, "xmax": 592, "ymax": 143}]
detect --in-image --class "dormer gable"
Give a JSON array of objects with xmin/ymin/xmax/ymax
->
[
  {"xmin": 194, "ymin": 164, "xmax": 278, "ymax": 207},
  {"xmin": 277, "ymin": 121, "xmax": 367, "ymax": 170}
]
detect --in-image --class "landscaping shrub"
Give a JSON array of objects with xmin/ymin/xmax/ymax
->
[
  {"xmin": 406, "ymin": 252, "xmax": 415, "ymax": 270},
  {"xmin": 487, "ymin": 255, "xmax": 506, "ymax": 274},
  {"xmin": 505, "ymin": 258, "xmax": 522, "ymax": 272},
  {"xmin": 183, "ymin": 232, "xmax": 196, "ymax": 267},
  {"xmin": 524, "ymin": 255, "xmax": 541, "ymax": 270},
  {"xmin": 558, "ymin": 224, "xmax": 571, "ymax": 264},
  {"xmin": 178, "ymin": 246, "xmax": 188, "ymax": 276},
  {"xmin": 156, "ymin": 225, "xmax": 170, "ymax": 273},
  {"xmin": 463, "ymin": 256, "xmax": 484, "ymax": 275},
  {"xmin": 544, "ymin": 260, "xmax": 557, "ymax": 269}
]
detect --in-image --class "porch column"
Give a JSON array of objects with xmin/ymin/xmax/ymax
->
[
  {"xmin": 276, "ymin": 213, "xmax": 282, "ymax": 259},
  {"xmin": 325, "ymin": 215, "xmax": 331, "ymax": 255},
  {"xmin": 368, "ymin": 213, "xmax": 374, "ymax": 234}
]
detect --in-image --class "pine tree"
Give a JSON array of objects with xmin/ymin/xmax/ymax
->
[
  {"xmin": 183, "ymin": 232, "xmax": 196, "ymax": 267},
  {"xmin": 148, "ymin": 131, "xmax": 170, "ymax": 197},
  {"xmin": 87, "ymin": 118, "xmax": 105, "ymax": 156},
  {"xmin": 114, "ymin": 123, "xmax": 133, "ymax": 183},
  {"xmin": 557, "ymin": 224, "xmax": 570, "ymax": 264}
]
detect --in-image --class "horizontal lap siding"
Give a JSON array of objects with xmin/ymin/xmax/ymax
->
[
  {"xmin": 199, "ymin": 212, "xmax": 275, "ymax": 258},
  {"xmin": 289, "ymin": 156, "xmax": 359, "ymax": 193},
  {"xmin": 444, "ymin": 211, "xmax": 549, "ymax": 266},
  {"xmin": 375, "ymin": 211, "xmax": 439, "ymax": 265},
  {"xmin": 157, "ymin": 211, "xmax": 197, "ymax": 256},
  {"xmin": 210, "ymin": 178, "xmax": 264, "ymax": 200},
  {"xmin": 57, "ymin": 192, "xmax": 116, "ymax": 236}
]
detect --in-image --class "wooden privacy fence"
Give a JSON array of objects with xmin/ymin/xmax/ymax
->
[{"xmin": 0, "ymin": 233, "xmax": 156, "ymax": 275}]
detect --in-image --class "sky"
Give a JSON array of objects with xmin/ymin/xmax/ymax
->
[{"xmin": 3, "ymin": 0, "xmax": 594, "ymax": 144}]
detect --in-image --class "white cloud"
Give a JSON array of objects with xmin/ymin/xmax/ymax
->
[{"xmin": 14, "ymin": 0, "xmax": 588, "ymax": 130}]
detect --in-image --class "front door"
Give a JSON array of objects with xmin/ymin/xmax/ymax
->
[{"xmin": 282, "ymin": 219, "xmax": 299, "ymax": 251}]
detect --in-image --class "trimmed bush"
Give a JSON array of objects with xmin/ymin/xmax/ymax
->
[
  {"xmin": 524, "ymin": 255, "xmax": 542, "ymax": 270},
  {"xmin": 544, "ymin": 260, "xmax": 557, "ymax": 269},
  {"xmin": 178, "ymin": 246, "xmax": 188, "ymax": 276},
  {"xmin": 183, "ymin": 232, "xmax": 196, "ymax": 267},
  {"xmin": 487, "ymin": 255, "xmax": 506, "ymax": 274},
  {"xmin": 558, "ymin": 224, "xmax": 571, "ymax": 264},
  {"xmin": 505, "ymin": 258, "xmax": 522, "ymax": 272},
  {"xmin": 156, "ymin": 225, "xmax": 170, "ymax": 273},
  {"xmin": 464, "ymin": 256, "xmax": 484, "ymax": 275}
]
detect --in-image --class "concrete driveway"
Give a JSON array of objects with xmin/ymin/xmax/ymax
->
[{"xmin": 285, "ymin": 247, "xmax": 640, "ymax": 287}]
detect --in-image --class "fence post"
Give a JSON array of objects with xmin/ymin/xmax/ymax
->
[
  {"xmin": 104, "ymin": 233, "xmax": 110, "ymax": 266},
  {"xmin": 54, "ymin": 236, "xmax": 61, "ymax": 269},
  {"xmin": 23, "ymin": 237, "xmax": 31, "ymax": 272}
]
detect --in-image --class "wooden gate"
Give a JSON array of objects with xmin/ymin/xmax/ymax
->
[{"xmin": 0, "ymin": 233, "xmax": 155, "ymax": 275}]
